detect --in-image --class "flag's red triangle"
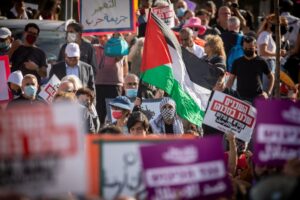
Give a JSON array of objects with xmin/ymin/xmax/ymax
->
[{"xmin": 141, "ymin": 13, "xmax": 172, "ymax": 72}]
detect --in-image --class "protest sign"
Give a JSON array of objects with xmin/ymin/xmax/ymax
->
[
  {"xmin": 38, "ymin": 75, "xmax": 60, "ymax": 103},
  {"xmin": 203, "ymin": 91, "xmax": 256, "ymax": 142},
  {"xmin": 86, "ymin": 135, "xmax": 193, "ymax": 199},
  {"xmin": 105, "ymin": 98, "xmax": 161, "ymax": 123},
  {"xmin": 139, "ymin": 136, "xmax": 232, "ymax": 200},
  {"xmin": 0, "ymin": 104, "xmax": 86, "ymax": 197},
  {"xmin": 253, "ymin": 99, "xmax": 300, "ymax": 166},
  {"xmin": 79, "ymin": 0, "xmax": 136, "ymax": 35},
  {"xmin": 186, "ymin": 0, "xmax": 197, "ymax": 11},
  {"xmin": 152, "ymin": 4, "xmax": 176, "ymax": 28},
  {"xmin": 0, "ymin": 55, "xmax": 10, "ymax": 101}
]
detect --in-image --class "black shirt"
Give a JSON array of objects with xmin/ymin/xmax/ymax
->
[
  {"xmin": 11, "ymin": 45, "xmax": 47, "ymax": 84},
  {"xmin": 165, "ymin": 123, "xmax": 174, "ymax": 134},
  {"xmin": 232, "ymin": 56, "xmax": 270, "ymax": 99}
]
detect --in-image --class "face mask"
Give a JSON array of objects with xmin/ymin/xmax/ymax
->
[
  {"xmin": 244, "ymin": 49, "xmax": 255, "ymax": 57},
  {"xmin": 161, "ymin": 108, "xmax": 175, "ymax": 122},
  {"xmin": 24, "ymin": 85, "xmax": 37, "ymax": 97},
  {"xmin": 193, "ymin": 30, "xmax": 198, "ymax": 38},
  {"xmin": 67, "ymin": 32, "xmax": 77, "ymax": 43},
  {"xmin": 26, "ymin": 34, "xmax": 37, "ymax": 44},
  {"xmin": 280, "ymin": 26, "xmax": 288, "ymax": 35},
  {"xmin": 125, "ymin": 88, "xmax": 138, "ymax": 98},
  {"xmin": 176, "ymin": 8, "xmax": 186, "ymax": 18},
  {"xmin": 0, "ymin": 41, "xmax": 10, "ymax": 50},
  {"xmin": 112, "ymin": 110, "xmax": 123, "ymax": 119}
]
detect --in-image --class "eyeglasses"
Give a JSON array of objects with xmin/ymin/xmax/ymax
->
[{"xmin": 127, "ymin": 82, "xmax": 138, "ymax": 86}]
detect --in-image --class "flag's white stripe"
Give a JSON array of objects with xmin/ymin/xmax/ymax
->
[{"xmin": 167, "ymin": 45, "xmax": 211, "ymax": 111}]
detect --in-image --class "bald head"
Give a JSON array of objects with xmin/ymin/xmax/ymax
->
[{"xmin": 58, "ymin": 80, "xmax": 75, "ymax": 93}]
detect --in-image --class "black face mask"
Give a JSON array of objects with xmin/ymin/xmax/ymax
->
[
  {"xmin": 244, "ymin": 49, "xmax": 255, "ymax": 57},
  {"xmin": 270, "ymin": 24, "xmax": 288, "ymax": 35}
]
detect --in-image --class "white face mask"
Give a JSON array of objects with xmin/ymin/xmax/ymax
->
[
  {"xmin": 67, "ymin": 32, "xmax": 77, "ymax": 43},
  {"xmin": 193, "ymin": 30, "xmax": 198, "ymax": 38}
]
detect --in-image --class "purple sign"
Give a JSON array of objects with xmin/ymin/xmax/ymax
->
[
  {"xmin": 254, "ymin": 99, "xmax": 300, "ymax": 166},
  {"xmin": 139, "ymin": 136, "xmax": 232, "ymax": 200},
  {"xmin": 185, "ymin": 0, "xmax": 197, "ymax": 11}
]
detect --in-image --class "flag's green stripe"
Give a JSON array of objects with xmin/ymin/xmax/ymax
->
[{"xmin": 141, "ymin": 65, "xmax": 204, "ymax": 125}]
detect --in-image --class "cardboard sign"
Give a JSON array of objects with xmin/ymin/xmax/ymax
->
[
  {"xmin": 0, "ymin": 104, "xmax": 86, "ymax": 197},
  {"xmin": 203, "ymin": 91, "xmax": 256, "ymax": 142},
  {"xmin": 86, "ymin": 135, "xmax": 193, "ymax": 199},
  {"xmin": 105, "ymin": 98, "xmax": 162, "ymax": 124},
  {"xmin": 38, "ymin": 75, "xmax": 61, "ymax": 103},
  {"xmin": 139, "ymin": 136, "xmax": 232, "ymax": 200},
  {"xmin": 253, "ymin": 99, "xmax": 300, "ymax": 166},
  {"xmin": 0, "ymin": 55, "xmax": 10, "ymax": 101},
  {"xmin": 79, "ymin": 0, "xmax": 136, "ymax": 35},
  {"xmin": 152, "ymin": 4, "xmax": 175, "ymax": 28}
]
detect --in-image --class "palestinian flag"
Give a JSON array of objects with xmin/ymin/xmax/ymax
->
[{"xmin": 141, "ymin": 12, "xmax": 221, "ymax": 126}]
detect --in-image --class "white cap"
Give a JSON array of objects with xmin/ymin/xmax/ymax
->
[
  {"xmin": 65, "ymin": 42, "xmax": 80, "ymax": 57},
  {"xmin": 8, "ymin": 70, "xmax": 23, "ymax": 87},
  {"xmin": 0, "ymin": 27, "xmax": 12, "ymax": 39}
]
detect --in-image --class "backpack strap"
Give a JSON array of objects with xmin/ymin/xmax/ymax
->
[{"xmin": 236, "ymin": 34, "xmax": 243, "ymax": 45}]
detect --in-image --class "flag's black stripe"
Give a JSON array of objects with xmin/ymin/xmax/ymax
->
[
  {"xmin": 181, "ymin": 47, "xmax": 222, "ymax": 90},
  {"xmin": 151, "ymin": 13, "xmax": 182, "ymax": 55}
]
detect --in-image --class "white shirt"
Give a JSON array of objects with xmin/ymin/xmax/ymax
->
[
  {"xmin": 257, "ymin": 31, "xmax": 276, "ymax": 60},
  {"xmin": 66, "ymin": 64, "xmax": 79, "ymax": 77},
  {"xmin": 186, "ymin": 43, "xmax": 205, "ymax": 59},
  {"xmin": 281, "ymin": 12, "xmax": 300, "ymax": 49}
]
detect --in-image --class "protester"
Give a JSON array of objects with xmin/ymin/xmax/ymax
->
[
  {"xmin": 257, "ymin": 14, "xmax": 287, "ymax": 91},
  {"xmin": 128, "ymin": 37, "xmax": 144, "ymax": 76},
  {"xmin": 150, "ymin": 97, "xmax": 184, "ymax": 135},
  {"xmin": 6, "ymin": 74, "xmax": 42, "ymax": 109},
  {"xmin": 0, "ymin": 27, "xmax": 21, "ymax": 58},
  {"xmin": 76, "ymin": 87, "xmax": 100, "ymax": 133},
  {"xmin": 95, "ymin": 33, "xmax": 129, "ymax": 125},
  {"xmin": 7, "ymin": 70, "xmax": 23, "ymax": 100},
  {"xmin": 57, "ymin": 22, "xmax": 97, "ymax": 73},
  {"xmin": 212, "ymin": 6, "xmax": 231, "ymax": 34},
  {"xmin": 61, "ymin": 74, "xmax": 83, "ymax": 92},
  {"xmin": 203, "ymin": 34, "xmax": 227, "ymax": 72},
  {"xmin": 106, "ymin": 96, "xmax": 132, "ymax": 134},
  {"xmin": 127, "ymin": 111, "xmax": 150, "ymax": 136},
  {"xmin": 50, "ymin": 42, "xmax": 95, "ymax": 93},
  {"xmin": 226, "ymin": 36, "xmax": 274, "ymax": 103},
  {"xmin": 6, "ymin": 0, "xmax": 31, "ymax": 19},
  {"xmin": 57, "ymin": 80, "xmax": 75, "ymax": 93},
  {"xmin": 195, "ymin": 9, "xmax": 221, "ymax": 39},
  {"xmin": 10, "ymin": 23, "xmax": 47, "ymax": 85}
]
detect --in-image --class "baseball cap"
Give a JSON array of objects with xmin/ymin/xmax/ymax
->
[
  {"xmin": 8, "ymin": 71, "xmax": 23, "ymax": 87},
  {"xmin": 65, "ymin": 42, "xmax": 80, "ymax": 57},
  {"xmin": 0, "ymin": 27, "xmax": 12, "ymax": 39},
  {"xmin": 109, "ymin": 96, "xmax": 132, "ymax": 111}
]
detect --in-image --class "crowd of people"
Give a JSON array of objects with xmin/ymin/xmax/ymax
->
[{"xmin": 1, "ymin": 0, "xmax": 300, "ymax": 199}]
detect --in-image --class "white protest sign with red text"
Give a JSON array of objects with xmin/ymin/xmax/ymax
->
[
  {"xmin": 0, "ymin": 55, "xmax": 11, "ymax": 101},
  {"xmin": 38, "ymin": 75, "xmax": 60, "ymax": 103},
  {"xmin": 0, "ymin": 104, "xmax": 86, "ymax": 197},
  {"xmin": 152, "ymin": 4, "xmax": 175, "ymax": 28},
  {"xmin": 203, "ymin": 91, "xmax": 256, "ymax": 142}
]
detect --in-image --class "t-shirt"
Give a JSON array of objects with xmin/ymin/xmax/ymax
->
[
  {"xmin": 257, "ymin": 31, "xmax": 276, "ymax": 60},
  {"xmin": 11, "ymin": 45, "xmax": 47, "ymax": 84},
  {"xmin": 232, "ymin": 56, "xmax": 270, "ymax": 98}
]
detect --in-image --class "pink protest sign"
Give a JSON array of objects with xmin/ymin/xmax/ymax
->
[
  {"xmin": 254, "ymin": 99, "xmax": 300, "ymax": 166},
  {"xmin": 139, "ymin": 136, "xmax": 232, "ymax": 200}
]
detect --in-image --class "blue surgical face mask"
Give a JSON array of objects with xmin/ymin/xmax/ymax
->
[
  {"xmin": 0, "ymin": 41, "xmax": 10, "ymax": 50},
  {"xmin": 24, "ymin": 85, "xmax": 37, "ymax": 97},
  {"xmin": 176, "ymin": 8, "xmax": 186, "ymax": 18},
  {"xmin": 125, "ymin": 88, "xmax": 138, "ymax": 98}
]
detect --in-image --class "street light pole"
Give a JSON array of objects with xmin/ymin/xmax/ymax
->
[{"xmin": 274, "ymin": 0, "xmax": 281, "ymax": 98}]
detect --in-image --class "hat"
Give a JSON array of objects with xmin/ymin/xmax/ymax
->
[
  {"xmin": 0, "ymin": 27, "xmax": 12, "ymax": 39},
  {"xmin": 160, "ymin": 97, "xmax": 176, "ymax": 110},
  {"xmin": 109, "ymin": 96, "xmax": 132, "ymax": 111},
  {"xmin": 183, "ymin": 17, "xmax": 207, "ymax": 35},
  {"xmin": 8, "ymin": 70, "xmax": 23, "ymax": 87},
  {"xmin": 65, "ymin": 42, "xmax": 80, "ymax": 57}
]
